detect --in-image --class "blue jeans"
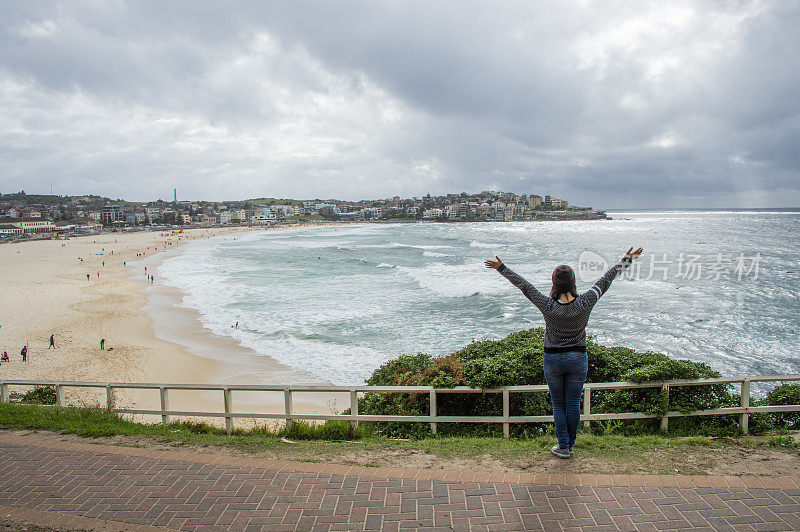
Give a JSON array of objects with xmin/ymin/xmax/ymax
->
[{"xmin": 543, "ymin": 351, "xmax": 588, "ymax": 449}]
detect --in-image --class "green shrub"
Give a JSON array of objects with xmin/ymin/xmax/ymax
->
[
  {"xmin": 763, "ymin": 383, "xmax": 800, "ymax": 429},
  {"xmin": 281, "ymin": 420, "xmax": 360, "ymax": 441},
  {"xmin": 358, "ymin": 327, "xmax": 752, "ymax": 437},
  {"xmin": 174, "ymin": 420, "xmax": 222, "ymax": 435},
  {"xmin": 365, "ymin": 353, "xmax": 434, "ymax": 386},
  {"xmin": 764, "ymin": 435, "xmax": 799, "ymax": 449},
  {"xmin": 21, "ymin": 386, "xmax": 57, "ymax": 405},
  {"xmin": 459, "ymin": 329, "xmax": 545, "ymax": 388},
  {"xmin": 599, "ymin": 360, "xmax": 732, "ymax": 415}
]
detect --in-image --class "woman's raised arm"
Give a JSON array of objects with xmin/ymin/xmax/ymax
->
[
  {"xmin": 486, "ymin": 256, "xmax": 550, "ymax": 311},
  {"xmin": 583, "ymin": 247, "xmax": 643, "ymax": 304}
]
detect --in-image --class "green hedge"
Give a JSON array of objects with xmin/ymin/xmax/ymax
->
[
  {"xmin": 764, "ymin": 384, "xmax": 800, "ymax": 429},
  {"xmin": 358, "ymin": 328, "xmax": 795, "ymax": 438},
  {"xmin": 21, "ymin": 386, "xmax": 57, "ymax": 405}
]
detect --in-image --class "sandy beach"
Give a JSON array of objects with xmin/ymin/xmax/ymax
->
[{"xmin": 0, "ymin": 226, "xmax": 349, "ymax": 426}]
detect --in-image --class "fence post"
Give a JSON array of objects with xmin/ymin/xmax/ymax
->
[
  {"xmin": 429, "ymin": 389, "xmax": 437, "ymax": 435},
  {"xmin": 56, "ymin": 385, "xmax": 64, "ymax": 407},
  {"xmin": 160, "ymin": 387, "xmax": 170, "ymax": 426},
  {"xmin": 350, "ymin": 390, "xmax": 358, "ymax": 431},
  {"xmin": 284, "ymin": 389, "xmax": 293, "ymax": 432},
  {"xmin": 1, "ymin": 383, "xmax": 8, "ymax": 403},
  {"xmin": 502, "ymin": 388, "xmax": 510, "ymax": 439},
  {"xmin": 660, "ymin": 385, "xmax": 669, "ymax": 433},
  {"xmin": 223, "ymin": 387, "xmax": 233, "ymax": 436},
  {"xmin": 105, "ymin": 385, "xmax": 115, "ymax": 411},
  {"xmin": 583, "ymin": 386, "xmax": 591, "ymax": 428},
  {"xmin": 740, "ymin": 379, "xmax": 750, "ymax": 435}
]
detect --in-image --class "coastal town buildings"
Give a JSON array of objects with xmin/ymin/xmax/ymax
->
[
  {"xmin": 0, "ymin": 189, "xmax": 606, "ymax": 241},
  {"xmin": 0, "ymin": 217, "xmax": 55, "ymax": 234},
  {"xmin": 100, "ymin": 204, "xmax": 123, "ymax": 224}
]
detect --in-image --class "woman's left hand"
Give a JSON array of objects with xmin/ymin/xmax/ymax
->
[
  {"xmin": 624, "ymin": 247, "xmax": 644, "ymax": 261},
  {"xmin": 484, "ymin": 256, "xmax": 503, "ymax": 269}
]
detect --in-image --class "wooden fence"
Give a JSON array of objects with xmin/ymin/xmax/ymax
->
[{"xmin": 2, "ymin": 375, "xmax": 799, "ymax": 437}]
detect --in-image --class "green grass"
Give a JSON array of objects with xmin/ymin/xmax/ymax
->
[{"xmin": 0, "ymin": 403, "xmax": 795, "ymax": 467}]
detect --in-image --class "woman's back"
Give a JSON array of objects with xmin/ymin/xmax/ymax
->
[
  {"xmin": 494, "ymin": 256, "xmax": 633, "ymax": 353},
  {"xmin": 485, "ymin": 247, "xmax": 643, "ymax": 457},
  {"xmin": 537, "ymin": 297, "xmax": 596, "ymax": 351}
]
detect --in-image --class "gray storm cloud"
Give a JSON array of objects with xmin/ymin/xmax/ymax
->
[{"xmin": 0, "ymin": 0, "xmax": 797, "ymax": 207}]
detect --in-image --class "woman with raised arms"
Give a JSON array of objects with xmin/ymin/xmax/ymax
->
[{"xmin": 485, "ymin": 247, "xmax": 643, "ymax": 458}]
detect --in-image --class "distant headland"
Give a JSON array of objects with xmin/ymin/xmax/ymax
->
[{"xmin": 0, "ymin": 190, "xmax": 606, "ymax": 240}]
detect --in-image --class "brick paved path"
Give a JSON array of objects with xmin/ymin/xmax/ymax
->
[{"xmin": 1, "ymin": 434, "xmax": 800, "ymax": 531}]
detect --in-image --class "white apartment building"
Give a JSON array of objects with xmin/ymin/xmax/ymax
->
[
  {"xmin": 250, "ymin": 212, "xmax": 271, "ymax": 224},
  {"xmin": 362, "ymin": 207, "xmax": 382, "ymax": 220},
  {"xmin": 271, "ymin": 205, "xmax": 292, "ymax": 217}
]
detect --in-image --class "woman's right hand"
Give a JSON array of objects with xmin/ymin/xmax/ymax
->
[
  {"xmin": 624, "ymin": 247, "xmax": 644, "ymax": 261},
  {"xmin": 484, "ymin": 256, "xmax": 503, "ymax": 269}
]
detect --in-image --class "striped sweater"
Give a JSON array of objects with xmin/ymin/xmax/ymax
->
[{"xmin": 497, "ymin": 257, "xmax": 632, "ymax": 353}]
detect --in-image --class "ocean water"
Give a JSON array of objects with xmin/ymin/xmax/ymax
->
[{"xmin": 156, "ymin": 211, "xmax": 800, "ymax": 385}]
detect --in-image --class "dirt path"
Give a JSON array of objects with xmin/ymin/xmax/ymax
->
[{"xmin": 8, "ymin": 429, "xmax": 798, "ymax": 477}]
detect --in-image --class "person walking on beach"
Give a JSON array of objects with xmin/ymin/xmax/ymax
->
[
  {"xmin": 100, "ymin": 339, "xmax": 105, "ymax": 350},
  {"xmin": 48, "ymin": 334, "xmax": 56, "ymax": 349},
  {"xmin": 20, "ymin": 345, "xmax": 27, "ymax": 362},
  {"xmin": 485, "ymin": 246, "xmax": 643, "ymax": 458}
]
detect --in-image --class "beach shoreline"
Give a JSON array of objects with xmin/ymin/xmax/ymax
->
[{"xmin": 0, "ymin": 225, "xmax": 349, "ymax": 425}]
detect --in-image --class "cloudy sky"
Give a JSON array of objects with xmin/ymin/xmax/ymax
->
[{"xmin": 1, "ymin": 1, "xmax": 798, "ymax": 208}]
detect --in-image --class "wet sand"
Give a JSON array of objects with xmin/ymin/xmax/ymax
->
[{"xmin": 0, "ymin": 226, "xmax": 350, "ymax": 427}]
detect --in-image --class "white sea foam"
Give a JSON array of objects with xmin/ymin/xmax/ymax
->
[
  {"xmin": 231, "ymin": 329, "xmax": 393, "ymax": 386},
  {"xmin": 469, "ymin": 241, "xmax": 503, "ymax": 248},
  {"xmin": 396, "ymin": 262, "xmax": 510, "ymax": 298},
  {"xmin": 282, "ymin": 240, "xmax": 353, "ymax": 249},
  {"xmin": 154, "ymin": 214, "xmax": 800, "ymax": 384},
  {"xmin": 355, "ymin": 242, "xmax": 453, "ymax": 250}
]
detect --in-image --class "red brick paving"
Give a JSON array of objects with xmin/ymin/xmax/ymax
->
[{"xmin": 1, "ymin": 433, "xmax": 799, "ymax": 531}]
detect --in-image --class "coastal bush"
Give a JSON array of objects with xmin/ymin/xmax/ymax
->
[
  {"xmin": 358, "ymin": 327, "xmax": 755, "ymax": 438},
  {"xmin": 20, "ymin": 386, "xmax": 57, "ymax": 405},
  {"xmin": 596, "ymin": 358, "xmax": 738, "ymax": 435},
  {"xmin": 281, "ymin": 420, "xmax": 361, "ymax": 441},
  {"xmin": 763, "ymin": 383, "xmax": 800, "ymax": 429},
  {"xmin": 174, "ymin": 420, "xmax": 222, "ymax": 435},
  {"xmin": 357, "ymin": 353, "xmax": 438, "ymax": 438}
]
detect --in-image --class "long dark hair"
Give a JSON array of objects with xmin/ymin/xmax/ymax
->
[
  {"xmin": 550, "ymin": 265, "xmax": 578, "ymax": 299},
  {"xmin": 550, "ymin": 281, "xmax": 578, "ymax": 299}
]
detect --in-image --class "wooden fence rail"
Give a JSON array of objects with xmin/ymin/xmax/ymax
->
[{"xmin": 2, "ymin": 375, "xmax": 799, "ymax": 437}]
